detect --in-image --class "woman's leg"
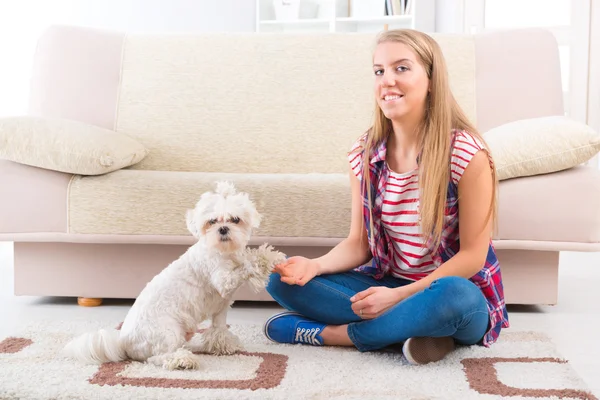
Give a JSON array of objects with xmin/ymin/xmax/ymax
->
[
  {"xmin": 316, "ymin": 276, "xmax": 489, "ymax": 353},
  {"xmin": 264, "ymin": 270, "xmax": 409, "ymax": 345},
  {"xmin": 266, "ymin": 270, "xmax": 408, "ymax": 325},
  {"xmin": 346, "ymin": 276, "xmax": 490, "ymax": 356},
  {"xmin": 265, "ymin": 273, "xmax": 490, "ymax": 364}
]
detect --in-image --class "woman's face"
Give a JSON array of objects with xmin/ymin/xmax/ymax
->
[{"xmin": 373, "ymin": 41, "xmax": 430, "ymax": 123}]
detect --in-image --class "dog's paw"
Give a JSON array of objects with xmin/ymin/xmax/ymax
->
[
  {"xmin": 148, "ymin": 348, "xmax": 202, "ymax": 370},
  {"xmin": 245, "ymin": 244, "xmax": 287, "ymax": 291},
  {"xmin": 213, "ymin": 338, "xmax": 244, "ymax": 356},
  {"xmin": 167, "ymin": 355, "xmax": 201, "ymax": 370},
  {"xmin": 189, "ymin": 328, "xmax": 244, "ymax": 355}
]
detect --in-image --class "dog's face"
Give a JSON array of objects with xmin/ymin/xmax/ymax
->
[{"xmin": 186, "ymin": 181, "xmax": 261, "ymax": 254}]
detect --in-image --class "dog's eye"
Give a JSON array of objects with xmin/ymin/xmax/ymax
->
[
  {"xmin": 230, "ymin": 217, "xmax": 240, "ymax": 224},
  {"xmin": 208, "ymin": 219, "xmax": 218, "ymax": 225}
]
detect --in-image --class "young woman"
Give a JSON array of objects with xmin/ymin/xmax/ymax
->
[{"xmin": 262, "ymin": 29, "xmax": 509, "ymax": 365}]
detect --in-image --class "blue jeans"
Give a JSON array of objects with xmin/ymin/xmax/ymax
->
[{"xmin": 266, "ymin": 271, "xmax": 490, "ymax": 352}]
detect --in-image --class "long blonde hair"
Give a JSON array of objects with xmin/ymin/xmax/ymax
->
[{"xmin": 359, "ymin": 29, "xmax": 497, "ymax": 251}]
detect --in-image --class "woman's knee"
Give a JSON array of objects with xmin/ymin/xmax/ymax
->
[
  {"xmin": 265, "ymin": 272, "xmax": 307, "ymax": 304},
  {"xmin": 265, "ymin": 273, "xmax": 286, "ymax": 298},
  {"xmin": 429, "ymin": 276, "xmax": 487, "ymax": 317}
]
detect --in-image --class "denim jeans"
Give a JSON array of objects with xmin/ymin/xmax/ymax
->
[{"xmin": 266, "ymin": 270, "xmax": 490, "ymax": 352}]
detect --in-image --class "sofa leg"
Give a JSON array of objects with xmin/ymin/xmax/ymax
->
[{"xmin": 77, "ymin": 297, "xmax": 103, "ymax": 307}]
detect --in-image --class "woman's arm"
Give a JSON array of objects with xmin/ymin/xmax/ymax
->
[
  {"xmin": 398, "ymin": 150, "xmax": 494, "ymax": 296},
  {"xmin": 314, "ymin": 168, "xmax": 372, "ymax": 275}
]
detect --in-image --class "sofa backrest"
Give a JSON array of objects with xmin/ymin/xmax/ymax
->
[{"xmin": 28, "ymin": 25, "xmax": 564, "ymax": 174}]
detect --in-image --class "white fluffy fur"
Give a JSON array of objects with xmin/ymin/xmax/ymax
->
[{"xmin": 63, "ymin": 181, "xmax": 286, "ymax": 370}]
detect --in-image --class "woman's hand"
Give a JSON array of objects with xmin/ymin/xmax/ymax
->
[
  {"xmin": 273, "ymin": 256, "xmax": 320, "ymax": 286},
  {"xmin": 350, "ymin": 286, "xmax": 413, "ymax": 319}
]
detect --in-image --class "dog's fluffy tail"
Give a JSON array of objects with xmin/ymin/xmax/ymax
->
[{"xmin": 63, "ymin": 329, "xmax": 127, "ymax": 364}]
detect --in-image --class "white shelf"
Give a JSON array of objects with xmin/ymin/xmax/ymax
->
[
  {"xmin": 259, "ymin": 18, "xmax": 331, "ymax": 25},
  {"xmin": 336, "ymin": 15, "xmax": 413, "ymax": 24},
  {"xmin": 256, "ymin": 0, "xmax": 420, "ymax": 33}
]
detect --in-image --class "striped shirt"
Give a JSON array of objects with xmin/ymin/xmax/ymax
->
[
  {"xmin": 348, "ymin": 129, "xmax": 509, "ymax": 347},
  {"xmin": 349, "ymin": 130, "xmax": 485, "ymax": 279}
]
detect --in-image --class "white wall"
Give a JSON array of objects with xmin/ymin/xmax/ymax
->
[
  {"xmin": 434, "ymin": 0, "xmax": 462, "ymax": 33},
  {"xmin": 0, "ymin": 0, "xmax": 256, "ymax": 117},
  {"xmin": 587, "ymin": 0, "xmax": 600, "ymax": 168}
]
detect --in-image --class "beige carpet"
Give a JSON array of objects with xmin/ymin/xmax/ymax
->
[{"xmin": 0, "ymin": 318, "xmax": 596, "ymax": 400}]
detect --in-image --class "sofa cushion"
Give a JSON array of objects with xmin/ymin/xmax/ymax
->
[
  {"xmin": 496, "ymin": 166, "xmax": 600, "ymax": 244},
  {"xmin": 64, "ymin": 166, "xmax": 600, "ymax": 248},
  {"xmin": 483, "ymin": 116, "xmax": 600, "ymax": 180},
  {"xmin": 67, "ymin": 170, "xmax": 352, "ymax": 238},
  {"xmin": 0, "ymin": 116, "xmax": 149, "ymax": 175},
  {"xmin": 111, "ymin": 33, "xmax": 477, "ymax": 174}
]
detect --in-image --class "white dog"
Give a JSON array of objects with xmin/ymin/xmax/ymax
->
[{"xmin": 63, "ymin": 181, "xmax": 286, "ymax": 370}]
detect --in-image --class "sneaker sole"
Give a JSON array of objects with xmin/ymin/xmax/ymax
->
[
  {"xmin": 263, "ymin": 311, "xmax": 304, "ymax": 343},
  {"xmin": 402, "ymin": 337, "xmax": 455, "ymax": 365}
]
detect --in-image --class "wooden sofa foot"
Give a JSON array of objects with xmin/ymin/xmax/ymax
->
[{"xmin": 77, "ymin": 297, "xmax": 103, "ymax": 307}]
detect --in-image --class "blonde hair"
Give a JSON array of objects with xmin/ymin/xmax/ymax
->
[{"xmin": 359, "ymin": 29, "xmax": 497, "ymax": 251}]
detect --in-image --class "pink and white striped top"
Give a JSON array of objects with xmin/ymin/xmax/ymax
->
[{"xmin": 349, "ymin": 129, "xmax": 486, "ymax": 281}]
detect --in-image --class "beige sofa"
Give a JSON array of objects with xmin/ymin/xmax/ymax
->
[{"xmin": 1, "ymin": 25, "xmax": 599, "ymax": 307}]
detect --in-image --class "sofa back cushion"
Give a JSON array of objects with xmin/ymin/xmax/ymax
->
[
  {"xmin": 28, "ymin": 26, "xmax": 563, "ymax": 174},
  {"xmin": 116, "ymin": 33, "xmax": 478, "ymax": 173}
]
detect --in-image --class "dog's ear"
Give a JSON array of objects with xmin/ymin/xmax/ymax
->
[
  {"xmin": 250, "ymin": 209, "xmax": 262, "ymax": 229},
  {"xmin": 186, "ymin": 209, "xmax": 200, "ymax": 239},
  {"xmin": 240, "ymin": 193, "xmax": 262, "ymax": 229}
]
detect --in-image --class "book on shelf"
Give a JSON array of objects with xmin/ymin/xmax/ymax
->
[{"xmin": 385, "ymin": 0, "xmax": 413, "ymax": 16}]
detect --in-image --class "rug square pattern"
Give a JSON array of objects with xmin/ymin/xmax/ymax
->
[
  {"xmin": 0, "ymin": 319, "xmax": 596, "ymax": 400},
  {"xmin": 118, "ymin": 352, "xmax": 262, "ymax": 380},
  {"xmin": 496, "ymin": 361, "xmax": 584, "ymax": 390}
]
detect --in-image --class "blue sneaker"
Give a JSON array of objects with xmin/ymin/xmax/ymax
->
[{"xmin": 263, "ymin": 311, "xmax": 326, "ymax": 346}]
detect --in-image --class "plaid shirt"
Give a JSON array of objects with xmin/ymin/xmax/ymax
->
[{"xmin": 354, "ymin": 131, "xmax": 509, "ymax": 347}]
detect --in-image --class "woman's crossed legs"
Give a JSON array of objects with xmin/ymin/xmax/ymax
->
[{"xmin": 264, "ymin": 270, "xmax": 489, "ymax": 364}]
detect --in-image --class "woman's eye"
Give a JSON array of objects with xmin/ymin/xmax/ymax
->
[
  {"xmin": 374, "ymin": 69, "xmax": 383, "ymax": 76},
  {"xmin": 397, "ymin": 65, "xmax": 408, "ymax": 72}
]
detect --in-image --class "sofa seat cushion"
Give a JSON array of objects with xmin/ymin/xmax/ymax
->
[
  {"xmin": 496, "ymin": 166, "xmax": 600, "ymax": 244},
  {"xmin": 67, "ymin": 170, "xmax": 352, "ymax": 238},
  {"xmin": 67, "ymin": 167, "xmax": 600, "ymax": 245}
]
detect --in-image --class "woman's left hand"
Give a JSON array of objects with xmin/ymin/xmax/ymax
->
[{"xmin": 350, "ymin": 286, "xmax": 412, "ymax": 319}]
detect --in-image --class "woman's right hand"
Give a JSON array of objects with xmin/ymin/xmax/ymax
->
[{"xmin": 273, "ymin": 256, "xmax": 320, "ymax": 286}]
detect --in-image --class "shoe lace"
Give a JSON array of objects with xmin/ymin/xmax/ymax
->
[{"xmin": 295, "ymin": 327, "xmax": 322, "ymax": 345}]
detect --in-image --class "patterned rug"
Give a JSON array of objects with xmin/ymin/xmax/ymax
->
[{"xmin": 0, "ymin": 319, "xmax": 596, "ymax": 400}]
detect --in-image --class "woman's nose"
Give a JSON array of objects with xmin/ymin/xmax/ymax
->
[{"xmin": 382, "ymin": 71, "xmax": 395, "ymax": 86}]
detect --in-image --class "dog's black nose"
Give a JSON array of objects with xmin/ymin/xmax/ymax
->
[{"xmin": 219, "ymin": 226, "xmax": 229, "ymax": 235}]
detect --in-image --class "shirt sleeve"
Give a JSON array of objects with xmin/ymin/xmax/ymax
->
[{"xmin": 450, "ymin": 130, "xmax": 487, "ymax": 186}]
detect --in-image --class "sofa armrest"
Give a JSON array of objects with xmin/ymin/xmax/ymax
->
[{"xmin": 0, "ymin": 159, "xmax": 71, "ymax": 235}]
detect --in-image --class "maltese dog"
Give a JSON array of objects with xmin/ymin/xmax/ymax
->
[{"xmin": 63, "ymin": 181, "xmax": 286, "ymax": 370}]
